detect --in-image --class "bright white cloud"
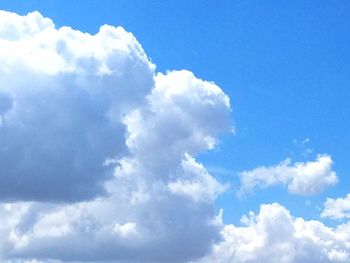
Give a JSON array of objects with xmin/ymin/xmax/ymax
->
[
  {"xmin": 0, "ymin": 10, "xmax": 232, "ymax": 263},
  {"xmin": 238, "ymin": 155, "xmax": 338, "ymax": 196},
  {"xmin": 194, "ymin": 203, "xmax": 350, "ymax": 263},
  {"xmin": 322, "ymin": 194, "xmax": 350, "ymax": 220}
]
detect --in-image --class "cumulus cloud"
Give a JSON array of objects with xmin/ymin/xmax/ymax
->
[
  {"xmin": 194, "ymin": 203, "xmax": 350, "ymax": 263},
  {"xmin": 168, "ymin": 154, "xmax": 227, "ymax": 202},
  {"xmin": 238, "ymin": 155, "xmax": 338, "ymax": 196},
  {"xmin": 0, "ymin": 10, "xmax": 232, "ymax": 263},
  {"xmin": 0, "ymin": 10, "xmax": 156, "ymax": 202},
  {"xmin": 322, "ymin": 194, "xmax": 350, "ymax": 220},
  {"xmin": 1, "ymin": 9, "xmax": 347, "ymax": 263}
]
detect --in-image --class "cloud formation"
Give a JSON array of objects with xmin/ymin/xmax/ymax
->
[
  {"xmin": 195, "ymin": 203, "xmax": 350, "ymax": 263},
  {"xmin": 0, "ymin": 10, "xmax": 155, "ymax": 202},
  {"xmin": 0, "ymin": 9, "xmax": 348, "ymax": 263},
  {"xmin": 322, "ymin": 194, "xmax": 350, "ymax": 220},
  {"xmin": 238, "ymin": 155, "xmax": 338, "ymax": 196},
  {"xmin": 0, "ymin": 10, "xmax": 231, "ymax": 263}
]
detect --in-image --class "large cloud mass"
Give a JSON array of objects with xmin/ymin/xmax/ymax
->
[
  {"xmin": 0, "ymin": 10, "xmax": 231, "ymax": 263},
  {"xmin": 0, "ymin": 10, "xmax": 155, "ymax": 202}
]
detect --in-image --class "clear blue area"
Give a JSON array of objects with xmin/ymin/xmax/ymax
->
[{"xmin": 1, "ymin": 0, "xmax": 349, "ymax": 225}]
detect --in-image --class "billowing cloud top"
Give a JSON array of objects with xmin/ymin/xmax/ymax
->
[
  {"xmin": 0, "ymin": 10, "xmax": 231, "ymax": 263},
  {"xmin": 195, "ymin": 203, "xmax": 350, "ymax": 263},
  {"xmin": 0, "ymin": 10, "xmax": 156, "ymax": 202}
]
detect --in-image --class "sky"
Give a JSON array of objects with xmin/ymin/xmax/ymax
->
[{"xmin": 0, "ymin": 1, "xmax": 349, "ymax": 263}]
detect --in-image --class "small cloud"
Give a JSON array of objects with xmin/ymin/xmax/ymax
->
[
  {"xmin": 238, "ymin": 154, "xmax": 338, "ymax": 196},
  {"xmin": 322, "ymin": 194, "xmax": 350, "ymax": 220}
]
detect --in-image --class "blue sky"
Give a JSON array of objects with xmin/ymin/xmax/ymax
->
[{"xmin": 0, "ymin": 1, "xmax": 350, "ymax": 262}]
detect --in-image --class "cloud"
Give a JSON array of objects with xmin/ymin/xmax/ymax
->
[
  {"xmin": 0, "ymin": 10, "xmax": 155, "ymax": 202},
  {"xmin": 0, "ymin": 10, "xmax": 232, "ymax": 262},
  {"xmin": 194, "ymin": 203, "xmax": 350, "ymax": 263},
  {"xmin": 1, "ymin": 9, "xmax": 346, "ymax": 263},
  {"xmin": 238, "ymin": 155, "xmax": 338, "ymax": 196},
  {"xmin": 322, "ymin": 194, "xmax": 350, "ymax": 220},
  {"xmin": 168, "ymin": 154, "xmax": 228, "ymax": 202}
]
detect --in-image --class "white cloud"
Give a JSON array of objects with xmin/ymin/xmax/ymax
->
[
  {"xmin": 1, "ymin": 9, "xmax": 347, "ymax": 263},
  {"xmin": 114, "ymin": 222, "xmax": 138, "ymax": 238},
  {"xmin": 194, "ymin": 203, "xmax": 350, "ymax": 263},
  {"xmin": 0, "ymin": 10, "xmax": 155, "ymax": 202},
  {"xmin": 0, "ymin": 10, "xmax": 232, "ymax": 263},
  {"xmin": 322, "ymin": 194, "xmax": 350, "ymax": 220},
  {"xmin": 238, "ymin": 155, "xmax": 338, "ymax": 196},
  {"xmin": 168, "ymin": 154, "xmax": 228, "ymax": 202}
]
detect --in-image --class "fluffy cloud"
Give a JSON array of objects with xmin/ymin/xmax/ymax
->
[
  {"xmin": 238, "ymin": 155, "xmax": 338, "ymax": 196},
  {"xmin": 0, "ymin": 10, "xmax": 155, "ymax": 202},
  {"xmin": 2, "ymin": 9, "xmax": 347, "ymax": 263},
  {"xmin": 194, "ymin": 203, "xmax": 350, "ymax": 263},
  {"xmin": 322, "ymin": 194, "xmax": 350, "ymax": 220},
  {"xmin": 0, "ymin": 10, "xmax": 231, "ymax": 263}
]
